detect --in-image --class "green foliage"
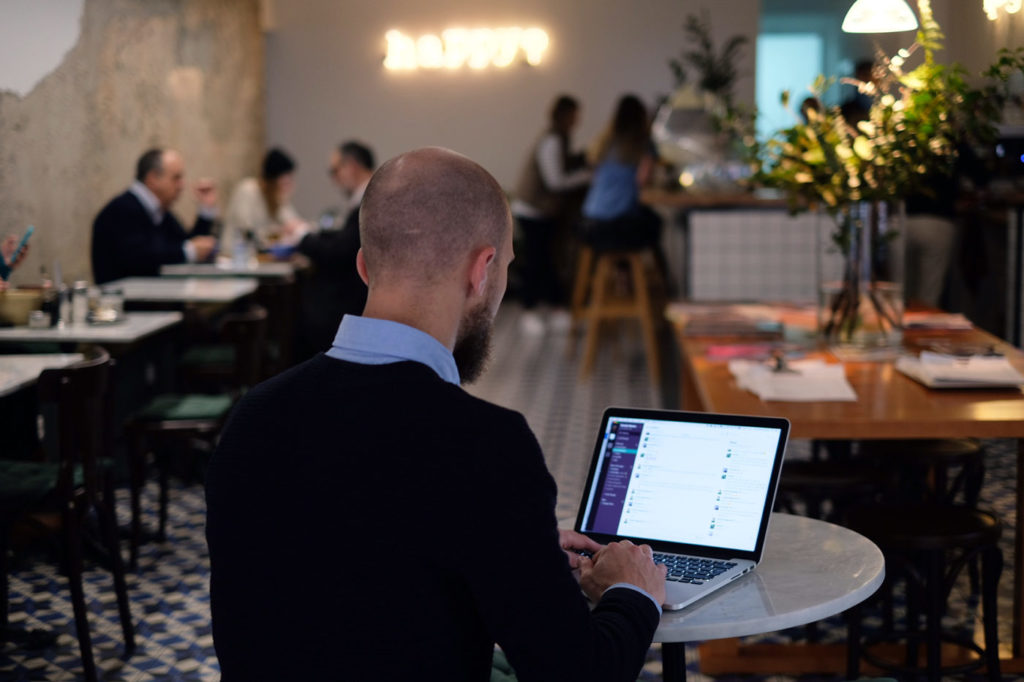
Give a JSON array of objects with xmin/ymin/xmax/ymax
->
[
  {"xmin": 669, "ymin": 10, "xmax": 748, "ymax": 106},
  {"xmin": 755, "ymin": 0, "xmax": 1023, "ymax": 216}
]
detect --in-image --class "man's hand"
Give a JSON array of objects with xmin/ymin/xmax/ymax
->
[
  {"xmin": 1, "ymin": 234, "xmax": 28, "ymax": 268},
  {"xmin": 557, "ymin": 529, "xmax": 602, "ymax": 570},
  {"xmin": 194, "ymin": 178, "xmax": 218, "ymax": 209},
  {"xmin": 279, "ymin": 218, "xmax": 310, "ymax": 247},
  {"xmin": 190, "ymin": 235, "xmax": 218, "ymax": 262},
  {"xmin": 578, "ymin": 540, "xmax": 667, "ymax": 606}
]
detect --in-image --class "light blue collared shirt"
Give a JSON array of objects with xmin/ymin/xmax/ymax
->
[
  {"xmin": 326, "ymin": 314, "xmax": 460, "ymax": 385},
  {"xmin": 129, "ymin": 180, "xmax": 164, "ymax": 225}
]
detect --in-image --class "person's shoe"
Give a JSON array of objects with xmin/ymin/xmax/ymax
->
[
  {"xmin": 547, "ymin": 309, "xmax": 572, "ymax": 332},
  {"xmin": 519, "ymin": 311, "xmax": 545, "ymax": 336}
]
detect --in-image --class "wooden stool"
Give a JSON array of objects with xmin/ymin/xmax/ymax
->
[{"xmin": 571, "ymin": 245, "xmax": 663, "ymax": 383}]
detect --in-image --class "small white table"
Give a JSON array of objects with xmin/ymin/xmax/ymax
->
[
  {"xmin": 0, "ymin": 312, "xmax": 183, "ymax": 346},
  {"xmin": 160, "ymin": 262, "xmax": 294, "ymax": 279},
  {"xmin": 104, "ymin": 277, "xmax": 258, "ymax": 304},
  {"xmin": 0, "ymin": 354, "xmax": 84, "ymax": 398},
  {"xmin": 655, "ymin": 513, "xmax": 884, "ymax": 681}
]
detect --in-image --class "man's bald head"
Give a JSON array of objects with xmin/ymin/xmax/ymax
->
[{"xmin": 359, "ymin": 147, "xmax": 511, "ymax": 285}]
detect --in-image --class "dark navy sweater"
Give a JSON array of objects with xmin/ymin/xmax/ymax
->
[{"xmin": 206, "ymin": 355, "xmax": 659, "ymax": 681}]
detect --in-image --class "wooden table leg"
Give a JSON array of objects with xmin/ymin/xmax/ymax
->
[
  {"xmin": 1015, "ymin": 438, "xmax": 1023, "ymax": 657},
  {"xmin": 661, "ymin": 642, "xmax": 687, "ymax": 682}
]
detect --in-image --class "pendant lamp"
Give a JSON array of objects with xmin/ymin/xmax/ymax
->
[{"xmin": 842, "ymin": 0, "xmax": 919, "ymax": 33}]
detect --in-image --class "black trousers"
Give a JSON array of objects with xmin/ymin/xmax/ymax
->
[{"xmin": 517, "ymin": 216, "xmax": 562, "ymax": 309}]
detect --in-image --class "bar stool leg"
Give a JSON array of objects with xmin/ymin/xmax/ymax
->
[
  {"xmin": 630, "ymin": 253, "xmax": 661, "ymax": 386},
  {"xmin": 570, "ymin": 246, "xmax": 594, "ymax": 336},
  {"xmin": 580, "ymin": 255, "xmax": 612, "ymax": 378}
]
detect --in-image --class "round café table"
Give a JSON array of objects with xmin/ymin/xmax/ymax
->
[{"xmin": 655, "ymin": 513, "xmax": 885, "ymax": 681}]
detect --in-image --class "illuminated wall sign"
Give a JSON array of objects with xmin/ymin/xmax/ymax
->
[{"xmin": 383, "ymin": 27, "xmax": 549, "ymax": 71}]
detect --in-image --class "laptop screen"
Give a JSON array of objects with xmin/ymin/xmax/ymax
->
[{"xmin": 577, "ymin": 410, "xmax": 787, "ymax": 554}]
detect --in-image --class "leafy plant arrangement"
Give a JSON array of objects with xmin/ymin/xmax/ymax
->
[
  {"xmin": 756, "ymin": 1, "xmax": 1024, "ymax": 215},
  {"xmin": 751, "ymin": 0, "xmax": 1024, "ymax": 346},
  {"xmin": 669, "ymin": 10, "xmax": 748, "ymax": 109}
]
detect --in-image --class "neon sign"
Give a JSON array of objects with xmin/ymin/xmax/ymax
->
[{"xmin": 384, "ymin": 27, "xmax": 550, "ymax": 71}]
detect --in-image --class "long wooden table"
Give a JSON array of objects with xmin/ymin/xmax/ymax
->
[{"xmin": 673, "ymin": 317, "xmax": 1024, "ymax": 672}]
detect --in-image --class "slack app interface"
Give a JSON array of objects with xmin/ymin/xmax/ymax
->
[{"xmin": 581, "ymin": 419, "xmax": 780, "ymax": 552}]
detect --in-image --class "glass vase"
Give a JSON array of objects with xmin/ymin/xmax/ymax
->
[{"xmin": 817, "ymin": 200, "xmax": 905, "ymax": 351}]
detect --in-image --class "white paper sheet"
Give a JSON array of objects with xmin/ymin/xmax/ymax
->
[{"xmin": 728, "ymin": 359, "xmax": 858, "ymax": 402}]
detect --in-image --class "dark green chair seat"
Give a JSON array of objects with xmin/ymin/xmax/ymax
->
[
  {"xmin": 178, "ymin": 344, "xmax": 235, "ymax": 368},
  {"xmin": 0, "ymin": 461, "xmax": 64, "ymax": 508},
  {"xmin": 0, "ymin": 459, "xmax": 116, "ymax": 508},
  {"xmin": 134, "ymin": 393, "xmax": 233, "ymax": 422},
  {"xmin": 128, "ymin": 305, "xmax": 268, "ymax": 569}
]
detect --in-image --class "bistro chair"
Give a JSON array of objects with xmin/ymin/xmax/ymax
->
[
  {"xmin": 126, "ymin": 305, "xmax": 267, "ymax": 569},
  {"xmin": 179, "ymin": 279, "xmax": 297, "ymax": 386},
  {"xmin": 845, "ymin": 503, "xmax": 1002, "ymax": 682},
  {"xmin": 0, "ymin": 348, "xmax": 135, "ymax": 682}
]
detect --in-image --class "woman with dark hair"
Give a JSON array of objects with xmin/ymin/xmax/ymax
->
[
  {"xmin": 224, "ymin": 147, "xmax": 305, "ymax": 253},
  {"xmin": 581, "ymin": 95, "xmax": 663, "ymax": 255}
]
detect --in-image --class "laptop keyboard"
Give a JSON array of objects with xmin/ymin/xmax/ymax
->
[{"xmin": 653, "ymin": 553, "xmax": 737, "ymax": 585}]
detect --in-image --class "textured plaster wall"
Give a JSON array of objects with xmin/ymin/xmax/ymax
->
[{"xmin": 0, "ymin": 0, "xmax": 264, "ymax": 285}]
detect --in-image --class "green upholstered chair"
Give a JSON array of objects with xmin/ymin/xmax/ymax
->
[
  {"xmin": 179, "ymin": 278, "xmax": 297, "ymax": 386},
  {"xmin": 0, "ymin": 348, "xmax": 134, "ymax": 682},
  {"xmin": 126, "ymin": 305, "xmax": 267, "ymax": 569}
]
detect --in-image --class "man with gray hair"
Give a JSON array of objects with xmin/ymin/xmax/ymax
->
[
  {"xmin": 207, "ymin": 147, "xmax": 665, "ymax": 681},
  {"xmin": 91, "ymin": 148, "xmax": 218, "ymax": 284}
]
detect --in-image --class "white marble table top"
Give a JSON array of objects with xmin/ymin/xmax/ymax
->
[
  {"xmin": 105, "ymin": 277, "xmax": 258, "ymax": 303},
  {"xmin": 160, "ymin": 262, "xmax": 294, "ymax": 278},
  {"xmin": 653, "ymin": 513, "xmax": 884, "ymax": 643},
  {"xmin": 0, "ymin": 311, "xmax": 182, "ymax": 345},
  {"xmin": 0, "ymin": 353, "xmax": 84, "ymax": 398}
]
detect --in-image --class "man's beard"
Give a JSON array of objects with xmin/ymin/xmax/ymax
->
[{"xmin": 453, "ymin": 302, "xmax": 494, "ymax": 385}]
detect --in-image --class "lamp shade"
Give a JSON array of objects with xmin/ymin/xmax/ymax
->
[{"xmin": 842, "ymin": 0, "xmax": 919, "ymax": 33}]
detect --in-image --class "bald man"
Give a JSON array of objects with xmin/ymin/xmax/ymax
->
[
  {"xmin": 206, "ymin": 148, "xmax": 665, "ymax": 681},
  {"xmin": 91, "ymin": 148, "xmax": 218, "ymax": 284}
]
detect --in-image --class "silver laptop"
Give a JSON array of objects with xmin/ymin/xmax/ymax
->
[{"xmin": 575, "ymin": 407, "xmax": 789, "ymax": 611}]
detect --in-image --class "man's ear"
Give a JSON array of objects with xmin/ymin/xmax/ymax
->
[
  {"xmin": 468, "ymin": 246, "xmax": 497, "ymax": 297},
  {"xmin": 356, "ymin": 248, "xmax": 369, "ymax": 286}
]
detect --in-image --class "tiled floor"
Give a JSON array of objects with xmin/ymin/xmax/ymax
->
[{"xmin": 0, "ymin": 301, "xmax": 1020, "ymax": 680}]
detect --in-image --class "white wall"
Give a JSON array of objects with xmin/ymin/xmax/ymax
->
[
  {"xmin": 0, "ymin": 0, "xmax": 84, "ymax": 97},
  {"xmin": 265, "ymin": 0, "xmax": 760, "ymax": 217}
]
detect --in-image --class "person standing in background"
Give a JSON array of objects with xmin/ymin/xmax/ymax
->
[
  {"xmin": 512, "ymin": 95, "xmax": 591, "ymax": 335},
  {"xmin": 222, "ymin": 148, "xmax": 305, "ymax": 254},
  {"xmin": 91, "ymin": 148, "xmax": 218, "ymax": 285}
]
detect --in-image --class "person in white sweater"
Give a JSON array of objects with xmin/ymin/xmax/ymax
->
[{"xmin": 223, "ymin": 148, "xmax": 305, "ymax": 253}]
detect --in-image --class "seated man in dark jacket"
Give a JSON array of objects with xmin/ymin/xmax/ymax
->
[
  {"xmin": 285, "ymin": 140, "xmax": 375, "ymax": 358},
  {"xmin": 91, "ymin": 148, "xmax": 218, "ymax": 284},
  {"xmin": 206, "ymin": 147, "xmax": 666, "ymax": 681}
]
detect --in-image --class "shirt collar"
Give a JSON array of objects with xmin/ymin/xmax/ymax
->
[
  {"xmin": 347, "ymin": 179, "xmax": 369, "ymax": 213},
  {"xmin": 325, "ymin": 314, "xmax": 461, "ymax": 385},
  {"xmin": 129, "ymin": 180, "xmax": 164, "ymax": 225}
]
